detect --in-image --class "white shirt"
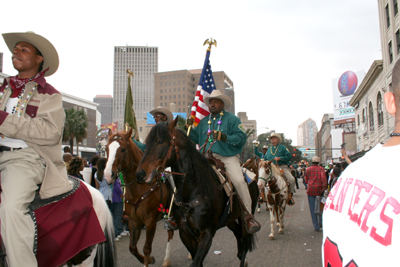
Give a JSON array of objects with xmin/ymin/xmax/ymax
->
[
  {"xmin": 322, "ymin": 144, "xmax": 400, "ymax": 266},
  {"xmin": 0, "ymin": 97, "xmax": 28, "ymax": 148}
]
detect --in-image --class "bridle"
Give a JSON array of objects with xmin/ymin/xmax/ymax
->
[{"xmin": 259, "ymin": 165, "xmax": 288, "ymax": 196}]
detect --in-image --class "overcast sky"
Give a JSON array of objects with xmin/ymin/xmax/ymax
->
[{"xmin": 0, "ymin": 0, "xmax": 382, "ymax": 145}]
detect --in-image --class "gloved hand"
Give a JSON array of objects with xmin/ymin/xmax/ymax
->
[
  {"xmin": 212, "ymin": 130, "xmax": 227, "ymax": 142},
  {"xmin": 186, "ymin": 117, "xmax": 194, "ymax": 127}
]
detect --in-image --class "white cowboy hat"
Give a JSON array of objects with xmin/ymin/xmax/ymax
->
[
  {"xmin": 312, "ymin": 156, "xmax": 321, "ymax": 163},
  {"xmin": 262, "ymin": 145, "xmax": 268, "ymax": 149},
  {"xmin": 268, "ymin": 133, "xmax": 282, "ymax": 143},
  {"xmin": 203, "ymin": 90, "xmax": 232, "ymax": 110},
  {"xmin": 2, "ymin": 31, "xmax": 59, "ymax": 77},
  {"xmin": 150, "ymin": 106, "xmax": 174, "ymax": 123}
]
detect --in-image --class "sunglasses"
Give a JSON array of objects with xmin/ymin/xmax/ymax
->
[{"xmin": 153, "ymin": 114, "xmax": 164, "ymax": 119}]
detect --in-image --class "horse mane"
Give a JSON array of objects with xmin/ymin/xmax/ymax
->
[{"xmin": 149, "ymin": 123, "xmax": 219, "ymax": 199}]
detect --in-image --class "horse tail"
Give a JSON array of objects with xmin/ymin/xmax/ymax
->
[
  {"xmin": 94, "ymin": 209, "xmax": 117, "ymax": 267},
  {"xmin": 243, "ymin": 232, "xmax": 257, "ymax": 252}
]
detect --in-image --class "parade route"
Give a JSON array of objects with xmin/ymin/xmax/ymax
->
[{"xmin": 116, "ymin": 178, "xmax": 323, "ymax": 267}]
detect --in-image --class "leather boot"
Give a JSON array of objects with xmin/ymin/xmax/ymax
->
[
  {"xmin": 244, "ymin": 213, "xmax": 261, "ymax": 234},
  {"xmin": 288, "ymin": 193, "xmax": 295, "ymax": 206}
]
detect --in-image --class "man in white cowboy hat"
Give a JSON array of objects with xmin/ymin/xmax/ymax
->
[
  {"xmin": 254, "ymin": 143, "xmax": 268, "ymax": 161},
  {"xmin": 265, "ymin": 133, "xmax": 296, "ymax": 205},
  {"xmin": 182, "ymin": 89, "xmax": 261, "ymax": 234},
  {"xmin": 0, "ymin": 31, "xmax": 72, "ymax": 266},
  {"xmin": 132, "ymin": 106, "xmax": 173, "ymax": 152}
]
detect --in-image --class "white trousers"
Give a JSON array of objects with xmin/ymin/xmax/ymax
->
[
  {"xmin": 0, "ymin": 147, "xmax": 45, "ymax": 267},
  {"xmin": 213, "ymin": 154, "xmax": 252, "ymax": 213}
]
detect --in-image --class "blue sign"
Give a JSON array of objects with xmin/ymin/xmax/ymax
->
[
  {"xmin": 299, "ymin": 148, "xmax": 306, "ymax": 151},
  {"xmin": 146, "ymin": 112, "xmax": 187, "ymax": 125}
]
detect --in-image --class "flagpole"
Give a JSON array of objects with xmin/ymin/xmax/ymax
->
[{"xmin": 186, "ymin": 38, "xmax": 217, "ymax": 137}]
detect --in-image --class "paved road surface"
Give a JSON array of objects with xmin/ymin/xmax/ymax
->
[{"xmin": 115, "ymin": 179, "xmax": 323, "ymax": 267}]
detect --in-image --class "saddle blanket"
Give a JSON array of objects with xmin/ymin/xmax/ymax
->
[
  {"xmin": 242, "ymin": 168, "xmax": 256, "ymax": 184},
  {"xmin": 34, "ymin": 182, "xmax": 106, "ymax": 267}
]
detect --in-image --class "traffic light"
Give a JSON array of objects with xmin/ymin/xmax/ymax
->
[
  {"xmin": 293, "ymin": 149, "xmax": 296, "ymax": 151},
  {"xmin": 293, "ymin": 154, "xmax": 296, "ymax": 157},
  {"xmin": 306, "ymin": 148, "xmax": 310, "ymax": 151},
  {"xmin": 304, "ymin": 153, "xmax": 308, "ymax": 156}
]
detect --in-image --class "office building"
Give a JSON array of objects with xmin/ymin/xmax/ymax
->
[{"xmin": 94, "ymin": 95, "xmax": 113, "ymax": 125}]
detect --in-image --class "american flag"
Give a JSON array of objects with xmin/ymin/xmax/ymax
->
[{"xmin": 190, "ymin": 50, "xmax": 215, "ymax": 126}]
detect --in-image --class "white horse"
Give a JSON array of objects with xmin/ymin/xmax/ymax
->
[{"xmin": 257, "ymin": 161, "xmax": 289, "ymax": 240}]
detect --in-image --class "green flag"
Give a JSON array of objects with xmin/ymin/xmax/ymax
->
[{"xmin": 124, "ymin": 75, "xmax": 139, "ymax": 140}]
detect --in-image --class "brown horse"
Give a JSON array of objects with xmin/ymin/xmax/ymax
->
[
  {"xmin": 257, "ymin": 161, "xmax": 289, "ymax": 240},
  {"xmin": 102, "ymin": 128, "xmax": 174, "ymax": 267},
  {"xmin": 242, "ymin": 157, "xmax": 266, "ymax": 213},
  {"xmin": 135, "ymin": 119, "xmax": 258, "ymax": 267}
]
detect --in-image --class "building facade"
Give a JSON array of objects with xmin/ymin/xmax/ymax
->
[
  {"xmin": 113, "ymin": 45, "xmax": 158, "ymax": 130},
  {"xmin": 61, "ymin": 92, "xmax": 99, "ymax": 160},
  {"xmin": 154, "ymin": 69, "xmax": 235, "ymax": 115},
  {"xmin": 94, "ymin": 95, "xmax": 113, "ymax": 125},
  {"xmin": 297, "ymin": 118, "xmax": 318, "ymax": 146},
  {"xmin": 349, "ymin": 0, "xmax": 399, "ymax": 152}
]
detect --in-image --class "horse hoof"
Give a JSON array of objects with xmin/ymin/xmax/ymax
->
[
  {"xmin": 188, "ymin": 253, "xmax": 192, "ymax": 260},
  {"xmin": 268, "ymin": 235, "xmax": 275, "ymax": 240},
  {"xmin": 278, "ymin": 230, "xmax": 284, "ymax": 234},
  {"xmin": 150, "ymin": 256, "xmax": 156, "ymax": 264},
  {"xmin": 257, "ymin": 208, "xmax": 261, "ymax": 213},
  {"xmin": 162, "ymin": 260, "xmax": 171, "ymax": 267},
  {"xmin": 244, "ymin": 259, "xmax": 248, "ymax": 267}
]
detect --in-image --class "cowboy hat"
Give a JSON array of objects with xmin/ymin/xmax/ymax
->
[
  {"xmin": 268, "ymin": 133, "xmax": 282, "ymax": 143},
  {"xmin": 150, "ymin": 106, "xmax": 174, "ymax": 123},
  {"xmin": 262, "ymin": 145, "xmax": 268, "ymax": 149},
  {"xmin": 312, "ymin": 156, "xmax": 321, "ymax": 163},
  {"xmin": 2, "ymin": 31, "xmax": 59, "ymax": 77},
  {"xmin": 203, "ymin": 90, "xmax": 232, "ymax": 110}
]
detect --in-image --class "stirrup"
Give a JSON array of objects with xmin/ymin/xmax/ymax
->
[
  {"xmin": 288, "ymin": 198, "xmax": 295, "ymax": 206},
  {"xmin": 164, "ymin": 218, "xmax": 178, "ymax": 231}
]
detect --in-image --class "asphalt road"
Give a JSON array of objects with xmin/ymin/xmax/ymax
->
[{"xmin": 115, "ymin": 179, "xmax": 323, "ymax": 267}]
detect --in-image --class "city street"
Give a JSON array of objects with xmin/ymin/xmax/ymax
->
[{"xmin": 115, "ymin": 179, "xmax": 323, "ymax": 267}]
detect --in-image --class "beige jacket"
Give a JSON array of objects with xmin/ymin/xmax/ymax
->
[{"xmin": 0, "ymin": 76, "xmax": 71, "ymax": 199}]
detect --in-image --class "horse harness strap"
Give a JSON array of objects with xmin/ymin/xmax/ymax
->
[{"xmin": 128, "ymin": 183, "xmax": 160, "ymax": 209}]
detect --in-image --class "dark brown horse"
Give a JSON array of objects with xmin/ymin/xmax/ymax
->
[
  {"xmin": 102, "ymin": 128, "xmax": 174, "ymax": 267},
  {"xmin": 135, "ymin": 118, "xmax": 258, "ymax": 267}
]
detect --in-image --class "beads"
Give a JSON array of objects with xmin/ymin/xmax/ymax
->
[{"xmin": 390, "ymin": 132, "xmax": 400, "ymax": 137}]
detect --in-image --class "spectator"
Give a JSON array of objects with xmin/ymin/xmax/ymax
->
[
  {"xmin": 67, "ymin": 156, "xmax": 84, "ymax": 180},
  {"xmin": 328, "ymin": 166, "xmax": 341, "ymax": 190},
  {"xmin": 63, "ymin": 152, "xmax": 72, "ymax": 168},
  {"xmin": 90, "ymin": 155, "xmax": 101, "ymax": 188},
  {"xmin": 322, "ymin": 57, "xmax": 400, "ymax": 266},
  {"xmin": 63, "ymin": 146, "xmax": 71, "ymax": 154},
  {"xmin": 111, "ymin": 177, "xmax": 126, "ymax": 241},
  {"xmin": 95, "ymin": 157, "xmax": 112, "ymax": 209},
  {"xmin": 304, "ymin": 156, "xmax": 327, "ymax": 231}
]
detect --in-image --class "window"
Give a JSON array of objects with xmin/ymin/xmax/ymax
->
[
  {"xmin": 386, "ymin": 4, "xmax": 391, "ymax": 28},
  {"xmin": 389, "ymin": 41, "xmax": 394, "ymax": 63},
  {"xmin": 357, "ymin": 114, "xmax": 360, "ymax": 126},
  {"xmin": 362, "ymin": 108, "xmax": 366, "ymax": 123},
  {"xmin": 377, "ymin": 92, "xmax": 384, "ymax": 126},
  {"xmin": 160, "ymin": 89, "xmax": 162, "ymax": 93},
  {"xmin": 369, "ymin": 102, "xmax": 374, "ymax": 132},
  {"xmin": 160, "ymin": 96, "xmax": 162, "ymax": 100},
  {"xmin": 396, "ymin": 30, "xmax": 400, "ymax": 54},
  {"xmin": 394, "ymin": 0, "xmax": 399, "ymax": 16}
]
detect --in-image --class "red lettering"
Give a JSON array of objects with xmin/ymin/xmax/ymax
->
[
  {"xmin": 335, "ymin": 178, "xmax": 353, "ymax": 213},
  {"xmin": 323, "ymin": 237, "xmax": 343, "ymax": 267},
  {"xmin": 370, "ymin": 197, "xmax": 400, "ymax": 246},
  {"xmin": 357, "ymin": 186, "xmax": 385, "ymax": 233},
  {"xmin": 329, "ymin": 178, "xmax": 342, "ymax": 210},
  {"xmin": 345, "ymin": 260, "xmax": 357, "ymax": 267},
  {"xmin": 348, "ymin": 180, "xmax": 363, "ymax": 223}
]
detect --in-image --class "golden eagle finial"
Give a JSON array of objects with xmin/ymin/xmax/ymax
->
[
  {"xmin": 203, "ymin": 38, "xmax": 217, "ymax": 51},
  {"xmin": 126, "ymin": 69, "xmax": 134, "ymax": 78}
]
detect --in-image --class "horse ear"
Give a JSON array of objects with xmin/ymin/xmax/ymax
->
[
  {"xmin": 125, "ymin": 128, "xmax": 133, "ymax": 140},
  {"xmin": 168, "ymin": 116, "xmax": 179, "ymax": 131},
  {"xmin": 108, "ymin": 128, "xmax": 112, "ymax": 136}
]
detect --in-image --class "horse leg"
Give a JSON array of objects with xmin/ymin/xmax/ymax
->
[
  {"xmin": 142, "ymin": 218, "xmax": 157, "ymax": 266},
  {"xmin": 190, "ymin": 229, "xmax": 215, "ymax": 267},
  {"xmin": 269, "ymin": 206, "xmax": 277, "ymax": 240},
  {"xmin": 227, "ymin": 221, "xmax": 251, "ymax": 267},
  {"xmin": 179, "ymin": 229, "xmax": 198, "ymax": 262},
  {"xmin": 162, "ymin": 230, "xmax": 174, "ymax": 267},
  {"xmin": 129, "ymin": 218, "xmax": 145, "ymax": 264},
  {"xmin": 227, "ymin": 221, "xmax": 243, "ymax": 260}
]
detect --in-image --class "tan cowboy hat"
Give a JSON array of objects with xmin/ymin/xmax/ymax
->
[
  {"xmin": 262, "ymin": 145, "xmax": 268, "ymax": 149},
  {"xmin": 2, "ymin": 31, "xmax": 59, "ymax": 77},
  {"xmin": 268, "ymin": 133, "xmax": 282, "ymax": 143},
  {"xmin": 150, "ymin": 106, "xmax": 174, "ymax": 123},
  {"xmin": 312, "ymin": 156, "xmax": 321, "ymax": 163},
  {"xmin": 203, "ymin": 90, "xmax": 232, "ymax": 110}
]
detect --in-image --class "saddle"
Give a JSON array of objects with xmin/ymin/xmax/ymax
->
[{"xmin": 2, "ymin": 176, "xmax": 105, "ymax": 267}]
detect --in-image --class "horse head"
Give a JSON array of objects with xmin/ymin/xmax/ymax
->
[
  {"xmin": 136, "ymin": 117, "xmax": 183, "ymax": 183},
  {"xmin": 104, "ymin": 128, "xmax": 142, "ymax": 184},
  {"xmin": 257, "ymin": 160, "xmax": 286, "ymax": 191}
]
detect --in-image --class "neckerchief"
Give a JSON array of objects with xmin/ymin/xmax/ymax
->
[{"xmin": 8, "ymin": 68, "xmax": 48, "ymax": 97}]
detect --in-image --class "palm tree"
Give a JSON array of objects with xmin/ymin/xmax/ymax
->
[{"xmin": 63, "ymin": 108, "xmax": 88, "ymax": 155}]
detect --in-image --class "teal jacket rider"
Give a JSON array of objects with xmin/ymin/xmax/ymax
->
[
  {"xmin": 265, "ymin": 144, "xmax": 291, "ymax": 166},
  {"xmin": 188, "ymin": 110, "xmax": 247, "ymax": 157}
]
